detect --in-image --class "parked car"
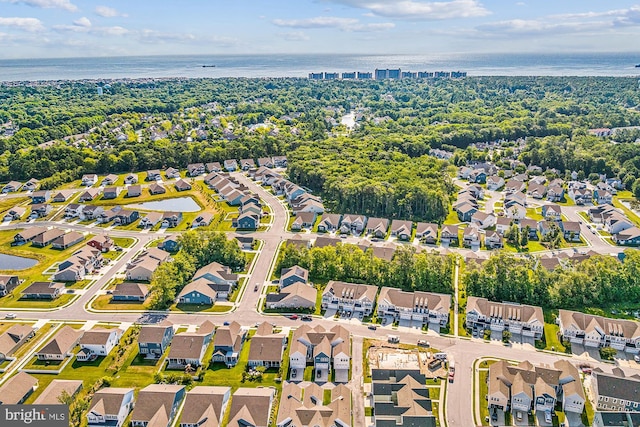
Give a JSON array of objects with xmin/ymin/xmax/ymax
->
[
  {"xmin": 5, "ymin": 313, "xmax": 16, "ymax": 319},
  {"xmin": 417, "ymin": 339, "xmax": 430, "ymax": 347},
  {"xmin": 254, "ymin": 284, "xmax": 259, "ymax": 292},
  {"xmin": 368, "ymin": 325, "xmax": 377, "ymax": 331},
  {"xmin": 289, "ymin": 314, "xmax": 298, "ymax": 320},
  {"xmin": 301, "ymin": 315, "xmax": 312, "ymax": 321}
]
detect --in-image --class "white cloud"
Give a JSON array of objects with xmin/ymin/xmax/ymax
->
[
  {"xmin": 277, "ymin": 31, "xmax": 310, "ymax": 41},
  {"xmin": 97, "ymin": 26, "xmax": 128, "ymax": 36},
  {"xmin": 73, "ymin": 17, "xmax": 91, "ymax": 28},
  {"xmin": 94, "ymin": 5, "xmax": 128, "ymax": 18},
  {"xmin": 3, "ymin": 0, "xmax": 77, "ymax": 12},
  {"xmin": 324, "ymin": 0, "xmax": 490, "ymax": 20},
  {"xmin": 273, "ymin": 16, "xmax": 394, "ymax": 32},
  {"xmin": 0, "ymin": 16, "xmax": 44, "ymax": 32}
]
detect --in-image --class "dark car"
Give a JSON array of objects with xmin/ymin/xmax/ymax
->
[
  {"xmin": 368, "ymin": 325, "xmax": 377, "ymax": 330},
  {"xmin": 301, "ymin": 315, "xmax": 312, "ymax": 321}
]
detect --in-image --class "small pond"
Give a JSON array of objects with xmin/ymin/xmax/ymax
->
[
  {"xmin": 126, "ymin": 196, "xmax": 201, "ymax": 212},
  {"xmin": 0, "ymin": 252, "xmax": 38, "ymax": 270}
]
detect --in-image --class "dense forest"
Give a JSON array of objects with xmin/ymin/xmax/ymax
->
[
  {"xmin": 463, "ymin": 251, "xmax": 640, "ymax": 309},
  {"xmin": 2, "ymin": 76, "xmax": 640, "ymax": 221},
  {"xmin": 277, "ymin": 243, "xmax": 454, "ymax": 295}
]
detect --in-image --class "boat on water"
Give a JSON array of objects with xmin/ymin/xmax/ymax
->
[{"xmin": 202, "ymin": 65, "xmax": 216, "ymax": 68}]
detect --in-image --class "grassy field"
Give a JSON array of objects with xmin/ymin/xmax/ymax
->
[
  {"xmin": 0, "ymin": 196, "xmax": 30, "ymax": 215},
  {"xmin": 543, "ymin": 323, "xmax": 568, "ymax": 353},
  {"xmin": 613, "ymin": 196, "xmax": 640, "ymax": 227},
  {"xmin": 91, "ymin": 294, "xmax": 151, "ymax": 311},
  {"xmin": 526, "ymin": 208, "xmax": 544, "ymax": 221},
  {"xmin": 443, "ymin": 208, "xmax": 461, "ymax": 225},
  {"xmin": 171, "ymin": 303, "xmax": 233, "ymax": 313}
]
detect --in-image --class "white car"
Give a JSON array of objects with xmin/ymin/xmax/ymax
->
[
  {"xmin": 634, "ymin": 355, "xmax": 640, "ymax": 363},
  {"xmin": 5, "ymin": 313, "xmax": 16, "ymax": 319}
]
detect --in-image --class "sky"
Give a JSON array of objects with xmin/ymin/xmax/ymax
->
[{"xmin": 0, "ymin": 0, "xmax": 640, "ymax": 59}]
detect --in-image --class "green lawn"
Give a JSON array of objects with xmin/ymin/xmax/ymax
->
[
  {"xmin": 443, "ymin": 208, "xmax": 461, "ymax": 225},
  {"xmin": 613, "ymin": 197, "xmax": 640, "ymax": 227},
  {"xmin": 543, "ymin": 323, "xmax": 568, "ymax": 353},
  {"xmin": 526, "ymin": 208, "xmax": 544, "ymax": 221},
  {"xmin": 457, "ymin": 313, "xmax": 469, "ymax": 337},
  {"xmin": 578, "ymin": 211, "xmax": 591, "ymax": 223},
  {"xmin": 171, "ymin": 303, "xmax": 233, "ymax": 313},
  {"xmin": 479, "ymin": 369, "xmax": 490, "ymax": 426},
  {"xmin": 0, "ymin": 196, "xmax": 30, "ymax": 215},
  {"xmin": 91, "ymin": 294, "xmax": 151, "ymax": 311}
]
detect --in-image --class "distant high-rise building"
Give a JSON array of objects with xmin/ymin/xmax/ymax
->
[
  {"xmin": 97, "ymin": 86, "xmax": 103, "ymax": 95},
  {"xmin": 374, "ymin": 69, "xmax": 388, "ymax": 80},
  {"xmin": 388, "ymin": 69, "xmax": 401, "ymax": 79},
  {"xmin": 309, "ymin": 73, "xmax": 323, "ymax": 80},
  {"xmin": 418, "ymin": 71, "xmax": 435, "ymax": 78},
  {"xmin": 342, "ymin": 72, "xmax": 356, "ymax": 79},
  {"xmin": 324, "ymin": 72, "xmax": 339, "ymax": 80},
  {"xmin": 357, "ymin": 72, "xmax": 372, "ymax": 79},
  {"xmin": 401, "ymin": 71, "xmax": 417, "ymax": 79},
  {"xmin": 375, "ymin": 69, "xmax": 401, "ymax": 79}
]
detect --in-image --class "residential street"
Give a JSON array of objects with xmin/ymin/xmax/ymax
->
[{"xmin": 0, "ymin": 172, "xmax": 635, "ymax": 427}]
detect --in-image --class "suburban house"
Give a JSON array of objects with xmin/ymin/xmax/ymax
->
[
  {"xmin": 569, "ymin": 188, "xmax": 593, "ymax": 205},
  {"xmin": 291, "ymin": 211, "xmax": 316, "ymax": 231},
  {"xmin": 206, "ymin": 162, "xmax": 222, "ymax": 173},
  {"xmin": 77, "ymin": 328, "xmax": 123, "ymax": 362},
  {"xmin": 591, "ymin": 370, "xmax": 640, "ymax": 412},
  {"xmin": 64, "ymin": 204, "xmax": 85, "ymax": 219},
  {"xmin": 23, "ymin": 178, "xmax": 40, "ymax": 191},
  {"xmin": 466, "ymin": 297, "xmax": 544, "ymax": 340},
  {"xmin": 22, "ymin": 281, "xmax": 65, "ymax": 299},
  {"xmin": 520, "ymin": 219, "xmax": 540, "ymax": 239},
  {"xmin": 339, "ymin": 214, "xmax": 367, "ymax": 234},
  {"xmin": 487, "ymin": 175, "xmax": 505, "ymax": 190},
  {"xmin": 192, "ymin": 212, "xmax": 214, "ymax": 228},
  {"xmin": 102, "ymin": 174, "xmax": 119, "ymax": 186},
  {"xmin": 558, "ymin": 310, "xmax": 640, "ymax": 353},
  {"xmin": 372, "ymin": 369, "xmax": 436, "ymax": 427},
  {"xmin": 236, "ymin": 236, "xmax": 254, "ymax": 250},
  {"xmin": 505, "ymin": 179, "xmax": 526, "ymax": 194},
  {"xmin": 87, "ymin": 235, "xmax": 114, "ymax": 252},
  {"xmin": 112, "ymin": 282, "xmax": 149, "ymax": 302},
  {"xmin": 160, "ymin": 211, "xmax": 182, "ymax": 228},
  {"xmin": 4, "ymin": 206, "xmax": 27, "ymax": 221},
  {"xmin": 227, "ymin": 388, "xmax": 275, "ymax": 427},
  {"xmin": 469, "ymin": 169, "xmax": 487, "ymax": 183},
  {"xmin": 187, "ymin": 163, "xmax": 206, "ymax": 176},
  {"xmin": 390, "ymin": 219, "xmax": 413, "ymax": 240},
  {"xmin": 54, "ymin": 246, "xmax": 103, "ymax": 282},
  {"xmin": 212, "ymin": 321, "xmax": 246, "ymax": 367},
  {"xmin": 377, "ymin": 287, "xmax": 451, "ymax": 331},
  {"xmin": 179, "ymin": 386, "xmax": 231, "ymax": 427},
  {"xmin": 527, "ymin": 183, "xmax": 548, "ymax": 199},
  {"xmin": 0, "ymin": 324, "xmax": 35, "ymax": 360},
  {"xmin": 322, "ymin": 281, "xmax": 377, "ymax": 316},
  {"xmin": 13, "ymin": 226, "xmax": 47, "ymax": 245},
  {"xmin": 266, "ymin": 282, "xmax": 317, "ymax": 310},
  {"xmin": 495, "ymin": 217, "xmax": 513, "ymax": 235},
  {"xmin": 416, "ymin": 222, "xmax": 439, "ymax": 244},
  {"xmin": 79, "ymin": 188, "xmax": 101, "ymax": 202},
  {"xmin": 52, "ymin": 190, "xmax": 75, "ymax": 202},
  {"xmin": 613, "ymin": 226, "xmax": 640, "ymax": 246},
  {"xmin": 234, "ymin": 210, "xmax": 260, "ymax": 229},
  {"xmin": 166, "ymin": 321, "xmax": 215, "ymax": 369},
  {"xmin": 34, "ymin": 379, "xmax": 83, "ymax": 405},
  {"xmin": 86, "ymin": 387, "xmax": 135, "ymax": 427},
  {"xmin": 0, "ymin": 274, "xmax": 20, "ymax": 296},
  {"xmin": 440, "ymin": 225, "xmax": 459, "ymax": 245},
  {"xmin": 175, "ymin": 179, "xmax": 192, "ymax": 192},
  {"xmin": 82, "ymin": 174, "xmax": 99, "ymax": 186},
  {"xmin": 560, "ymin": 221, "xmax": 582, "ymax": 242},
  {"xmin": 240, "ymin": 158, "xmax": 256, "ymax": 170},
  {"xmin": 289, "ymin": 324, "xmax": 351, "ymax": 383},
  {"xmin": 505, "ymin": 192, "xmax": 527, "ymax": 208},
  {"xmin": 165, "ymin": 167, "xmax": 181, "ymax": 179},
  {"xmin": 139, "ymin": 211, "xmax": 163, "ymax": 228},
  {"xmin": 36, "ymin": 325, "xmax": 83, "ymax": 360},
  {"xmin": 148, "ymin": 183, "xmax": 166, "ymax": 195},
  {"xmin": 102, "ymin": 186, "xmax": 121, "ymax": 200},
  {"xmin": 273, "ymin": 155, "xmax": 287, "ymax": 167},
  {"xmin": 247, "ymin": 322, "xmax": 287, "ymax": 368},
  {"xmin": 547, "ymin": 184, "xmax": 565, "ymax": 202},
  {"xmin": 51, "ymin": 231, "xmax": 85, "ymax": 249},
  {"xmin": 146, "ymin": 170, "xmax": 162, "ymax": 181},
  {"xmin": 127, "ymin": 185, "xmax": 142, "ymax": 197},
  {"xmin": 224, "ymin": 159, "xmax": 238, "ymax": 171},
  {"xmin": 189, "ymin": 262, "xmax": 238, "ymax": 299},
  {"xmin": 2, "ymin": 181, "xmax": 22, "ymax": 193},
  {"xmin": 542, "ymin": 204, "xmax": 562, "ymax": 221},
  {"xmin": 30, "ymin": 190, "xmax": 50, "ymax": 204},
  {"xmin": 594, "ymin": 183, "xmax": 614, "ymax": 204},
  {"xmin": 130, "ymin": 384, "xmax": 186, "ymax": 427},
  {"xmin": 485, "ymin": 230, "xmax": 504, "ymax": 249},
  {"xmin": 471, "ymin": 211, "xmax": 496, "ymax": 229},
  {"xmin": 158, "ymin": 236, "xmax": 179, "ymax": 253},
  {"xmin": 310, "ymin": 213, "xmax": 336, "ymax": 233},
  {"xmin": 31, "ymin": 228, "xmax": 65, "ymax": 247},
  {"xmin": 29, "ymin": 203, "xmax": 52, "ymax": 219},
  {"xmin": 138, "ymin": 322, "xmax": 174, "ymax": 358},
  {"xmin": 605, "ymin": 212, "xmax": 634, "ymax": 235},
  {"xmin": 276, "ymin": 383, "xmax": 351, "ymax": 427},
  {"xmin": 80, "ymin": 205, "xmax": 104, "ymax": 221},
  {"xmin": 488, "ymin": 359, "xmax": 584, "ymax": 417},
  {"xmin": 176, "ymin": 279, "xmax": 218, "ymax": 305},
  {"xmin": 365, "ymin": 217, "xmax": 389, "ymax": 238},
  {"xmin": 125, "ymin": 248, "xmax": 170, "ymax": 281},
  {"xmin": 280, "ymin": 265, "xmax": 309, "ymax": 288},
  {"xmin": 124, "ymin": 174, "xmax": 138, "ymax": 184},
  {"xmin": 463, "ymin": 226, "xmax": 481, "ymax": 248},
  {"xmin": 0, "ymin": 372, "xmax": 38, "ymax": 405},
  {"xmin": 456, "ymin": 202, "xmax": 478, "ymax": 222}
]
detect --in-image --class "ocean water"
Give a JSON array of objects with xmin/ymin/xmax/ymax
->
[{"xmin": 1, "ymin": 52, "xmax": 639, "ymax": 81}]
